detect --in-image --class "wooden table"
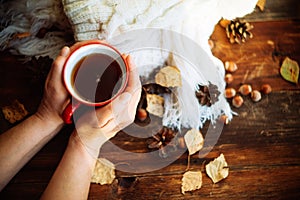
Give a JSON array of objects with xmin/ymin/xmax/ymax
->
[{"xmin": 1, "ymin": 2, "xmax": 300, "ymax": 199}]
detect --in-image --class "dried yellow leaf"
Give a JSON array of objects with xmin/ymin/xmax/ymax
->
[
  {"xmin": 280, "ymin": 57, "xmax": 299, "ymax": 84},
  {"xmin": 91, "ymin": 158, "xmax": 115, "ymax": 185},
  {"xmin": 181, "ymin": 171, "xmax": 202, "ymax": 194},
  {"xmin": 2, "ymin": 99, "xmax": 29, "ymax": 124},
  {"xmin": 256, "ymin": 0, "xmax": 266, "ymax": 11},
  {"xmin": 184, "ymin": 129, "xmax": 204, "ymax": 155},
  {"xmin": 155, "ymin": 66, "xmax": 182, "ymax": 87},
  {"xmin": 146, "ymin": 93, "xmax": 164, "ymax": 117},
  {"xmin": 205, "ymin": 154, "xmax": 229, "ymax": 183}
]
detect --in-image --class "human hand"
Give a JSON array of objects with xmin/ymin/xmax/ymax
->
[
  {"xmin": 35, "ymin": 47, "xmax": 71, "ymax": 126},
  {"xmin": 72, "ymin": 55, "xmax": 141, "ymax": 156}
]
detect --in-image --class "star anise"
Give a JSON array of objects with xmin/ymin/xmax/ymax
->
[
  {"xmin": 195, "ymin": 82, "xmax": 220, "ymax": 106},
  {"xmin": 142, "ymin": 83, "xmax": 172, "ymax": 95},
  {"xmin": 148, "ymin": 126, "xmax": 178, "ymax": 158}
]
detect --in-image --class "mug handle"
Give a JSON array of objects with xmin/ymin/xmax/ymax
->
[{"xmin": 62, "ymin": 101, "xmax": 81, "ymax": 124}]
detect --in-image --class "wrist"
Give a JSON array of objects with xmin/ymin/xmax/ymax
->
[
  {"xmin": 32, "ymin": 113, "xmax": 64, "ymax": 135},
  {"xmin": 34, "ymin": 110, "xmax": 64, "ymax": 129},
  {"xmin": 69, "ymin": 130, "xmax": 107, "ymax": 159}
]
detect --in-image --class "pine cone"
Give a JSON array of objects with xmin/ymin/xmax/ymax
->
[
  {"xmin": 195, "ymin": 82, "xmax": 220, "ymax": 107},
  {"xmin": 226, "ymin": 19, "xmax": 253, "ymax": 44},
  {"xmin": 147, "ymin": 126, "xmax": 178, "ymax": 158}
]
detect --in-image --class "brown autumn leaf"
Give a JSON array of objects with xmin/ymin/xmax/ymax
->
[
  {"xmin": 181, "ymin": 171, "xmax": 202, "ymax": 194},
  {"xmin": 184, "ymin": 129, "xmax": 204, "ymax": 155},
  {"xmin": 91, "ymin": 158, "xmax": 115, "ymax": 185},
  {"xmin": 280, "ymin": 57, "xmax": 299, "ymax": 84},
  {"xmin": 155, "ymin": 65, "xmax": 182, "ymax": 87},
  {"xmin": 256, "ymin": 0, "xmax": 266, "ymax": 11},
  {"xmin": 146, "ymin": 93, "xmax": 164, "ymax": 117},
  {"xmin": 205, "ymin": 154, "xmax": 229, "ymax": 184},
  {"xmin": 2, "ymin": 99, "xmax": 29, "ymax": 124}
]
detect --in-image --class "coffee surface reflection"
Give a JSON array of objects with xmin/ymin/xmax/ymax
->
[{"xmin": 72, "ymin": 53, "xmax": 123, "ymax": 103}]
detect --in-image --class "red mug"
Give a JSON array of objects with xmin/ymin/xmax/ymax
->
[{"xmin": 62, "ymin": 41, "xmax": 129, "ymax": 124}]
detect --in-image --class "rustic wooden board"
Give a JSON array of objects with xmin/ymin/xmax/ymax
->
[
  {"xmin": 211, "ymin": 20, "xmax": 300, "ymax": 91},
  {"xmin": 0, "ymin": 20, "xmax": 300, "ymax": 199},
  {"xmin": 245, "ymin": 0, "xmax": 300, "ymax": 21}
]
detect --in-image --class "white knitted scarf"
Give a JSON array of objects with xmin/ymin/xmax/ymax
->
[{"xmin": 0, "ymin": 0, "xmax": 258, "ymax": 131}]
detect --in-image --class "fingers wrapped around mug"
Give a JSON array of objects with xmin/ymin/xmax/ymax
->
[{"xmin": 73, "ymin": 54, "xmax": 141, "ymax": 153}]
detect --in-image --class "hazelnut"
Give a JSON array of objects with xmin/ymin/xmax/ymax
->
[
  {"xmin": 219, "ymin": 115, "xmax": 229, "ymax": 125},
  {"xmin": 136, "ymin": 108, "xmax": 148, "ymax": 121},
  {"xmin": 225, "ymin": 73, "xmax": 234, "ymax": 84},
  {"xmin": 224, "ymin": 61, "xmax": 238, "ymax": 73},
  {"xmin": 261, "ymin": 84, "xmax": 272, "ymax": 94},
  {"xmin": 251, "ymin": 90, "xmax": 262, "ymax": 102},
  {"xmin": 238, "ymin": 84, "xmax": 252, "ymax": 96},
  {"xmin": 232, "ymin": 95, "xmax": 244, "ymax": 108},
  {"xmin": 224, "ymin": 88, "xmax": 236, "ymax": 98}
]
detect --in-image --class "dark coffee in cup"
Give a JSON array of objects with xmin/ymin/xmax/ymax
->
[
  {"xmin": 72, "ymin": 53, "xmax": 123, "ymax": 103},
  {"xmin": 62, "ymin": 41, "xmax": 129, "ymax": 124}
]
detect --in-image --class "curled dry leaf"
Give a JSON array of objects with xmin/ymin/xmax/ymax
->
[
  {"xmin": 205, "ymin": 154, "xmax": 229, "ymax": 183},
  {"xmin": 2, "ymin": 99, "xmax": 29, "ymax": 124},
  {"xmin": 146, "ymin": 93, "xmax": 164, "ymax": 117},
  {"xmin": 184, "ymin": 128, "xmax": 204, "ymax": 155},
  {"xmin": 91, "ymin": 158, "xmax": 115, "ymax": 185},
  {"xmin": 155, "ymin": 66, "xmax": 182, "ymax": 87},
  {"xmin": 181, "ymin": 171, "xmax": 202, "ymax": 194},
  {"xmin": 256, "ymin": 0, "xmax": 266, "ymax": 11},
  {"xmin": 280, "ymin": 57, "xmax": 299, "ymax": 84}
]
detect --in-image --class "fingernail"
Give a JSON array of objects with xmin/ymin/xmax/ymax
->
[
  {"xmin": 60, "ymin": 46, "xmax": 70, "ymax": 57},
  {"xmin": 126, "ymin": 54, "xmax": 132, "ymax": 65}
]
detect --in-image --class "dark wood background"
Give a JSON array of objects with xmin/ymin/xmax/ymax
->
[{"xmin": 0, "ymin": 1, "xmax": 300, "ymax": 199}]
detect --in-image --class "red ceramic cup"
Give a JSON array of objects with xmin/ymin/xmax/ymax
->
[{"xmin": 62, "ymin": 41, "xmax": 129, "ymax": 124}]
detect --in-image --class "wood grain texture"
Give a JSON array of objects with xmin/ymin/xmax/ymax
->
[
  {"xmin": 0, "ymin": 19, "xmax": 300, "ymax": 200},
  {"xmin": 244, "ymin": 0, "xmax": 300, "ymax": 21},
  {"xmin": 211, "ymin": 20, "xmax": 300, "ymax": 91}
]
